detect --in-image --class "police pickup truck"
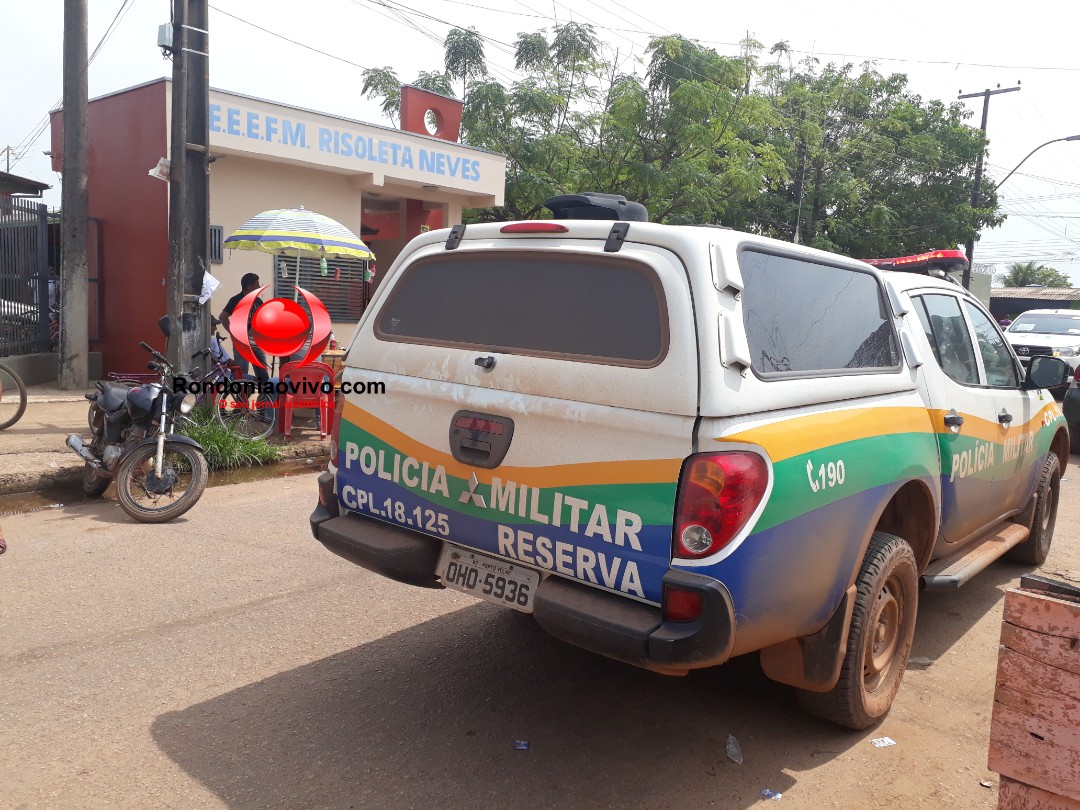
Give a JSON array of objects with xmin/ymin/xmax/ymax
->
[{"xmin": 310, "ymin": 193, "xmax": 1070, "ymax": 729}]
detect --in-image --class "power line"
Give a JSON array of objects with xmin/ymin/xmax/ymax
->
[
  {"xmin": 391, "ymin": 0, "xmax": 1080, "ymax": 74},
  {"xmin": 209, "ymin": 5, "xmax": 371, "ymax": 71},
  {"xmin": 351, "ymin": 0, "xmax": 525, "ymax": 86},
  {"xmin": 986, "ymin": 163, "xmax": 1080, "ymax": 189},
  {"xmin": 9, "ymin": 0, "xmax": 137, "ymax": 170}
]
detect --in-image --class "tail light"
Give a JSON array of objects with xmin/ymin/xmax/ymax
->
[
  {"xmin": 673, "ymin": 452, "xmax": 769, "ymax": 559},
  {"xmin": 1073, "ymin": 366, "xmax": 1080, "ymax": 382},
  {"xmin": 663, "ymin": 586, "xmax": 703, "ymax": 622},
  {"xmin": 499, "ymin": 222, "xmax": 569, "ymax": 234}
]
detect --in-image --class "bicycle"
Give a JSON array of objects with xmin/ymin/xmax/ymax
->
[
  {"xmin": 189, "ymin": 335, "xmax": 277, "ymax": 440},
  {"xmin": 107, "ymin": 333, "xmax": 277, "ymax": 440},
  {"xmin": 0, "ymin": 362, "xmax": 27, "ymax": 430}
]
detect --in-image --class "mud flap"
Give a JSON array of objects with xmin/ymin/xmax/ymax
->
[{"xmin": 759, "ymin": 584, "xmax": 856, "ymax": 692}]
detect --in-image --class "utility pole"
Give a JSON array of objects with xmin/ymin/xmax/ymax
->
[
  {"xmin": 166, "ymin": 0, "xmax": 210, "ymax": 372},
  {"xmin": 2, "ymin": 146, "xmax": 13, "ymax": 173},
  {"xmin": 59, "ymin": 0, "xmax": 88, "ymax": 389},
  {"xmin": 958, "ymin": 83, "xmax": 1020, "ymax": 290}
]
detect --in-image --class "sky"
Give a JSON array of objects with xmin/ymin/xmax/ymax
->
[{"xmin": 4, "ymin": 0, "xmax": 1080, "ymax": 283}]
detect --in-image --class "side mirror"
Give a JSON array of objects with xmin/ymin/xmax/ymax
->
[
  {"xmin": 158, "ymin": 316, "xmax": 175, "ymax": 337},
  {"xmin": 1025, "ymin": 355, "xmax": 1069, "ymax": 390}
]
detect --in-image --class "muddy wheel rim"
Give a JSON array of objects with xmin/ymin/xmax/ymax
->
[
  {"xmin": 1040, "ymin": 482, "xmax": 1055, "ymax": 535},
  {"xmin": 864, "ymin": 575, "xmax": 903, "ymax": 692}
]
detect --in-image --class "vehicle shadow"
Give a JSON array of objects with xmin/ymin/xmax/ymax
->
[
  {"xmin": 908, "ymin": 560, "xmax": 1021, "ymax": 669},
  {"xmin": 151, "ymin": 605, "xmax": 865, "ymax": 810}
]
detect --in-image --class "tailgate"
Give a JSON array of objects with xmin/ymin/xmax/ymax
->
[{"xmin": 335, "ymin": 240, "xmax": 699, "ymax": 605}]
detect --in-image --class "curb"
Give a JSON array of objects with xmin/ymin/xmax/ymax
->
[
  {"xmin": 0, "ymin": 441, "xmax": 330, "ymax": 498},
  {"xmin": 0, "ymin": 462, "xmax": 83, "ymax": 497}
]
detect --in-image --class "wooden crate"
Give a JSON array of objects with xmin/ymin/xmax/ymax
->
[
  {"xmin": 999, "ymin": 777, "xmax": 1080, "ymax": 809},
  {"xmin": 321, "ymin": 350, "xmax": 345, "ymax": 375},
  {"xmin": 988, "ymin": 575, "xmax": 1080, "ymax": 808}
]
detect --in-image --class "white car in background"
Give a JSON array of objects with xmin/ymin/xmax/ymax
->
[{"xmin": 1005, "ymin": 309, "xmax": 1080, "ymax": 386}]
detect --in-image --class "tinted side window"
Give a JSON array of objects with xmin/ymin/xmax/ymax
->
[
  {"xmin": 964, "ymin": 301, "xmax": 1019, "ymax": 388},
  {"xmin": 911, "ymin": 297, "xmax": 943, "ymax": 367},
  {"xmin": 915, "ymin": 294, "xmax": 979, "ymax": 385},
  {"xmin": 376, "ymin": 252, "xmax": 666, "ymax": 366},
  {"xmin": 739, "ymin": 250, "xmax": 899, "ymax": 375}
]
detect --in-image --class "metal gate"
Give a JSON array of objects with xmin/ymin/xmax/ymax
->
[{"xmin": 0, "ymin": 198, "xmax": 49, "ymax": 357}]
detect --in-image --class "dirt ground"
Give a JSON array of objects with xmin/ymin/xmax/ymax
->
[
  {"xmin": 1, "ymin": 463, "xmax": 1079, "ymax": 808},
  {"xmin": 0, "ymin": 393, "xmax": 329, "ymax": 495}
]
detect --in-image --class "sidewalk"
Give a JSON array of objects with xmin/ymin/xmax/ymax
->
[{"xmin": 0, "ymin": 383, "xmax": 330, "ymax": 496}]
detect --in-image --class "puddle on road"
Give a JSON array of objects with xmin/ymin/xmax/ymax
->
[{"xmin": 0, "ymin": 457, "xmax": 327, "ymax": 517}]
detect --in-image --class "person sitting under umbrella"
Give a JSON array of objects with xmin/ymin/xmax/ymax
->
[{"xmin": 218, "ymin": 272, "xmax": 270, "ymax": 386}]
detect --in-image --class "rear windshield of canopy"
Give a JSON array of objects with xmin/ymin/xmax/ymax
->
[{"xmin": 375, "ymin": 251, "xmax": 667, "ymax": 366}]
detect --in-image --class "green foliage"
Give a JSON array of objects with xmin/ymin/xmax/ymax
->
[
  {"xmin": 361, "ymin": 66, "xmax": 403, "ymax": 126},
  {"xmin": 444, "ymin": 27, "xmax": 487, "ymax": 101},
  {"xmin": 996, "ymin": 261, "xmax": 1073, "ymax": 288},
  {"xmin": 412, "ymin": 70, "xmax": 454, "ymax": 98},
  {"xmin": 358, "ymin": 28, "xmax": 1000, "ymax": 257},
  {"xmin": 362, "ymin": 68, "xmax": 458, "ymax": 128},
  {"xmin": 180, "ymin": 411, "xmax": 280, "ymax": 471}
]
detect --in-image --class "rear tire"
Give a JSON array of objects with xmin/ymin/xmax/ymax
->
[
  {"xmin": 1007, "ymin": 454, "xmax": 1060, "ymax": 566},
  {"xmin": 799, "ymin": 531, "xmax": 918, "ymax": 730},
  {"xmin": 82, "ymin": 462, "xmax": 111, "ymax": 497}
]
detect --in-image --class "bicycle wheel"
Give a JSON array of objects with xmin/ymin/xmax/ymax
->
[
  {"xmin": 0, "ymin": 363, "xmax": 28, "ymax": 430},
  {"xmin": 214, "ymin": 389, "xmax": 277, "ymax": 439}
]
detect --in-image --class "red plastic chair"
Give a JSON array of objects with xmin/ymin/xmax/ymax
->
[{"xmin": 279, "ymin": 361, "xmax": 335, "ymax": 439}]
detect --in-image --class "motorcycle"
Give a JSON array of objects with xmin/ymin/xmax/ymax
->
[{"xmin": 66, "ymin": 316, "xmax": 209, "ymax": 523}]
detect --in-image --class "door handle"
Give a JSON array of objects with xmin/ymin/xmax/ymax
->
[
  {"xmin": 998, "ymin": 409, "xmax": 1013, "ymax": 425},
  {"xmin": 943, "ymin": 411, "xmax": 964, "ymax": 429}
]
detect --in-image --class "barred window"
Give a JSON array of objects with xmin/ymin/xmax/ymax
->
[
  {"xmin": 271, "ymin": 255, "xmax": 373, "ymax": 321},
  {"xmin": 210, "ymin": 226, "xmax": 224, "ymax": 265}
]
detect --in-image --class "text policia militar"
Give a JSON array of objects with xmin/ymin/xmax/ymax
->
[{"xmin": 173, "ymin": 379, "xmax": 386, "ymax": 396}]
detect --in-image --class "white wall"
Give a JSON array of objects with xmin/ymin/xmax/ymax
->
[{"xmin": 208, "ymin": 155, "xmax": 368, "ymax": 345}]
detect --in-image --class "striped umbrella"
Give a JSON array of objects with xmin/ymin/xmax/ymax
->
[
  {"xmin": 224, "ymin": 207, "xmax": 375, "ymax": 302},
  {"xmin": 224, "ymin": 206, "xmax": 375, "ymax": 260}
]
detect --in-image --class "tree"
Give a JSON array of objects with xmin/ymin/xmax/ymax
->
[
  {"xmin": 741, "ymin": 62, "xmax": 1001, "ymax": 257},
  {"xmin": 360, "ymin": 27, "xmax": 999, "ymax": 256},
  {"xmin": 444, "ymin": 27, "xmax": 487, "ymax": 102},
  {"xmin": 996, "ymin": 261, "xmax": 1073, "ymax": 288},
  {"xmin": 360, "ymin": 67, "xmax": 402, "ymax": 126},
  {"xmin": 412, "ymin": 70, "xmax": 455, "ymax": 98},
  {"xmin": 361, "ymin": 68, "xmax": 456, "ymax": 129}
]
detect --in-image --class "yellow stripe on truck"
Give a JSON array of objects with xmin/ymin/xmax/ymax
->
[{"xmin": 340, "ymin": 400, "xmax": 684, "ymax": 487}]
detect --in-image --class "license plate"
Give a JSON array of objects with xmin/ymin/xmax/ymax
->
[{"xmin": 437, "ymin": 545, "xmax": 539, "ymax": 613}]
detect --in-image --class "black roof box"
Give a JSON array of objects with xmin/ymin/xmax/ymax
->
[{"xmin": 543, "ymin": 192, "xmax": 649, "ymax": 222}]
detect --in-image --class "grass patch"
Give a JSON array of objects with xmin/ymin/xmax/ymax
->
[{"xmin": 180, "ymin": 411, "xmax": 281, "ymax": 470}]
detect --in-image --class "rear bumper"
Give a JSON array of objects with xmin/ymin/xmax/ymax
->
[{"xmin": 311, "ymin": 472, "xmax": 736, "ymax": 671}]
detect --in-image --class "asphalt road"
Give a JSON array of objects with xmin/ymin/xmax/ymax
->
[{"xmin": 2, "ymin": 469, "xmax": 1079, "ymax": 809}]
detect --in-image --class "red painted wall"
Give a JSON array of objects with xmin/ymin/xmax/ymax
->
[
  {"xmin": 406, "ymin": 199, "xmax": 443, "ymax": 234},
  {"xmin": 51, "ymin": 80, "xmax": 169, "ymax": 375},
  {"xmin": 399, "ymin": 85, "xmax": 463, "ymax": 142}
]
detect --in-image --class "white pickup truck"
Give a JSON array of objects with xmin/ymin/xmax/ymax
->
[{"xmin": 311, "ymin": 193, "xmax": 1070, "ymax": 729}]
